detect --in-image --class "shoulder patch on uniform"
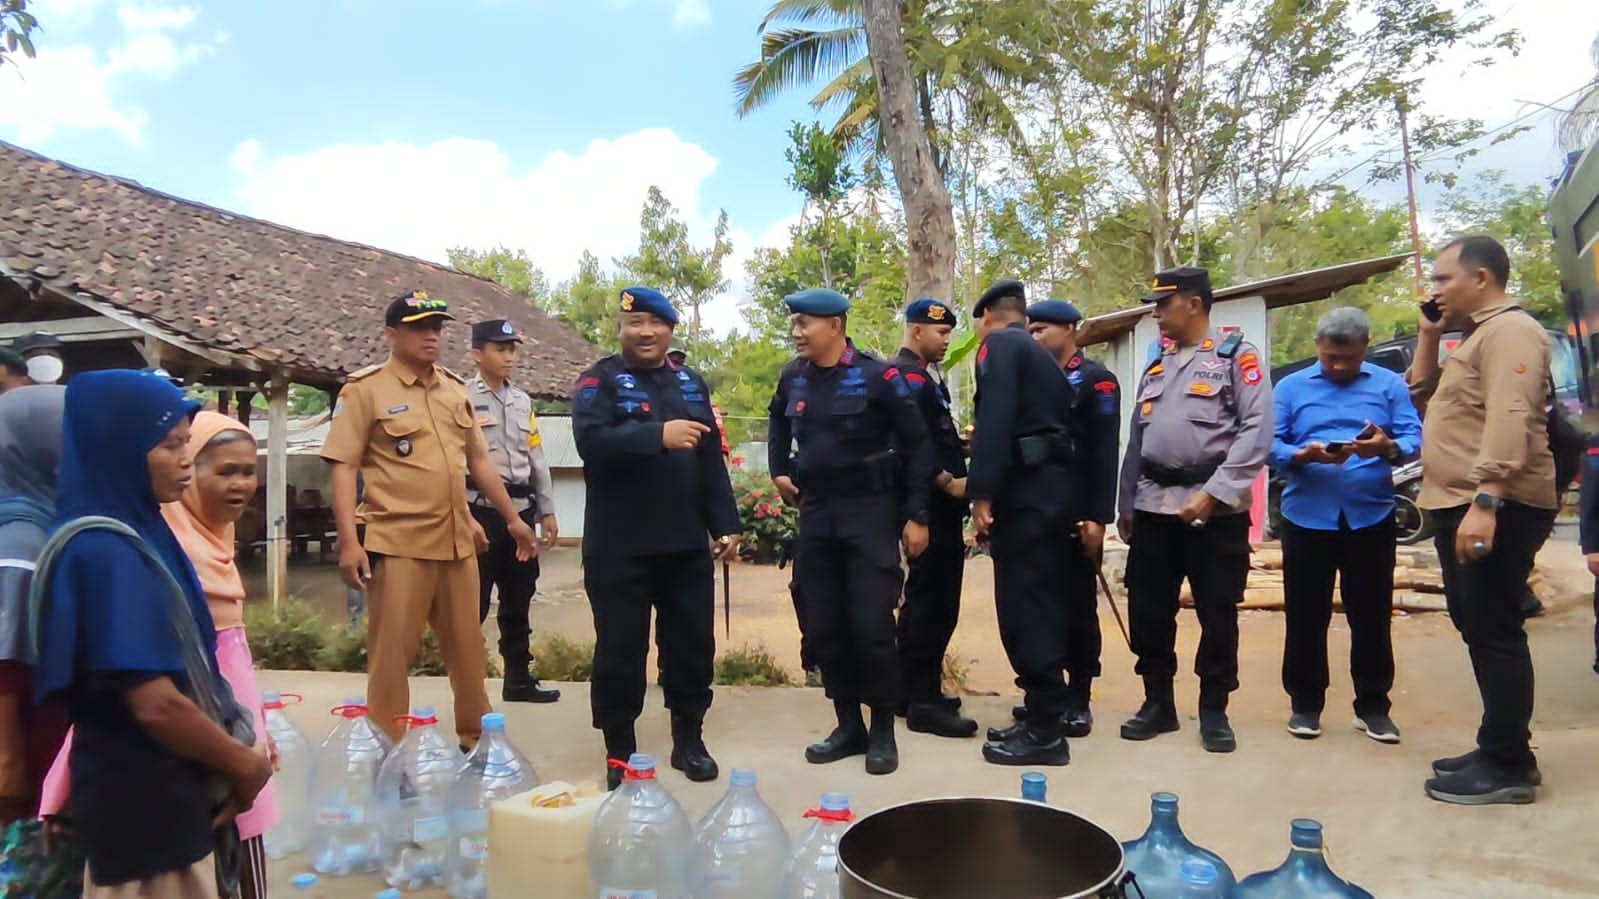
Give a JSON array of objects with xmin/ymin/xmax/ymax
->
[
  {"xmin": 1144, "ymin": 360, "xmax": 1164, "ymax": 376},
  {"xmin": 438, "ymin": 365, "xmax": 467, "ymax": 384},
  {"xmin": 1093, "ymin": 380, "xmax": 1116, "ymax": 393},
  {"xmin": 346, "ymin": 363, "xmax": 381, "ymax": 382}
]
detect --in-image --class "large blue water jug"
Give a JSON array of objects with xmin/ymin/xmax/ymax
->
[
  {"xmin": 1120, "ymin": 792, "xmax": 1236, "ymax": 898},
  {"xmin": 1234, "ymin": 819, "xmax": 1374, "ymax": 898}
]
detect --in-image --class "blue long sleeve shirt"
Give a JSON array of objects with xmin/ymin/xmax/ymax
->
[{"xmin": 1270, "ymin": 361, "xmax": 1422, "ymax": 531}]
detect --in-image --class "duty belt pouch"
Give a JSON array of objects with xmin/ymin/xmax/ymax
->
[
  {"xmin": 864, "ymin": 449, "xmax": 900, "ymax": 493},
  {"xmin": 1016, "ymin": 435, "xmax": 1051, "ymax": 466}
]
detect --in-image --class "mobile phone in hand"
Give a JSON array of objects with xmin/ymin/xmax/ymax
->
[
  {"xmin": 1355, "ymin": 422, "xmax": 1379, "ymax": 440},
  {"xmin": 1325, "ymin": 441, "xmax": 1349, "ymax": 453},
  {"xmin": 1420, "ymin": 299, "xmax": 1443, "ymax": 323}
]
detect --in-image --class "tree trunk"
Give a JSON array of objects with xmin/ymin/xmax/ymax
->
[{"xmin": 861, "ymin": 0, "xmax": 957, "ymax": 304}]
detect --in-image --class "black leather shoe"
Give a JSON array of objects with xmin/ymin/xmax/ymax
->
[
  {"xmin": 807, "ymin": 726, "xmax": 869, "ymax": 764},
  {"xmin": 1425, "ymin": 758, "xmax": 1537, "ymax": 805},
  {"xmin": 907, "ymin": 702, "xmax": 978, "ymax": 739},
  {"xmin": 1432, "ymin": 749, "xmax": 1542, "ymax": 786},
  {"xmin": 940, "ymin": 693, "xmax": 964, "ymax": 710},
  {"xmin": 986, "ymin": 721, "xmax": 1027, "ymax": 743},
  {"xmin": 669, "ymin": 712, "xmax": 719, "ymax": 782},
  {"xmin": 1063, "ymin": 705, "xmax": 1093, "ymax": 739},
  {"xmin": 1119, "ymin": 700, "xmax": 1180, "ymax": 741},
  {"xmin": 864, "ymin": 707, "xmax": 898, "ymax": 775},
  {"xmin": 1011, "ymin": 703, "xmax": 1028, "ymax": 721},
  {"xmin": 502, "ymin": 673, "xmax": 561, "ymax": 704},
  {"xmin": 1199, "ymin": 709, "xmax": 1236, "ymax": 753},
  {"xmin": 982, "ymin": 725, "xmax": 1070, "ymax": 767}
]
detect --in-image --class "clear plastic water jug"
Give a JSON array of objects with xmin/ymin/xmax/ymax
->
[
  {"xmin": 1120, "ymin": 792, "xmax": 1236, "ymax": 898},
  {"xmin": 587, "ymin": 753, "xmax": 693, "ymax": 898},
  {"xmin": 445, "ymin": 712, "xmax": 539, "ymax": 899},
  {"xmin": 375, "ymin": 707, "xmax": 457, "ymax": 890},
  {"xmin": 782, "ymin": 792, "xmax": 852, "ymax": 899},
  {"xmin": 262, "ymin": 691, "xmax": 313, "ymax": 859},
  {"xmin": 689, "ymin": 768, "xmax": 791, "ymax": 897},
  {"xmin": 1235, "ymin": 819, "xmax": 1374, "ymax": 898},
  {"xmin": 307, "ymin": 698, "xmax": 392, "ymax": 876},
  {"xmin": 1176, "ymin": 859, "xmax": 1223, "ymax": 897}
]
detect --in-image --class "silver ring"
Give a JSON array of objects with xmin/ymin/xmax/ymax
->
[{"xmin": 1472, "ymin": 540, "xmax": 1487, "ymax": 555}]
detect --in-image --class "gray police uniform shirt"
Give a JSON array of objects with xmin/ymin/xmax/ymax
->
[
  {"xmin": 1118, "ymin": 329, "xmax": 1273, "ymax": 517},
  {"xmin": 0, "ymin": 520, "xmax": 44, "ymax": 663},
  {"xmin": 467, "ymin": 374, "xmax": 555, "ymax": 516}
]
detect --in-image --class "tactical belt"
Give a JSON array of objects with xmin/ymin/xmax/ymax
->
[
  {"xmin": 798, "ymin": 450, "xmax": 902, "ymax": 498},
  {"xmin": 466, "ymin": 479, "xmax": 534, "ymax": 499},
  {"xmin": 1014, "ymin": 432, "xmax": 1074, "ymax": 467},
  {"xmin": 1140, "ymin": 460, "xmax": 1221, "ymax": 487}
]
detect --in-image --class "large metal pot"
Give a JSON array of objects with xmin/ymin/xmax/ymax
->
[{"xmin": 837, "ymin": 797, "xmax": 1133, "ymax": 898}]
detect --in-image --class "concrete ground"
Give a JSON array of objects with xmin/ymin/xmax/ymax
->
[{"xmin": 250, "ymin": 521, "xmax": 1599, "ymax": 897}]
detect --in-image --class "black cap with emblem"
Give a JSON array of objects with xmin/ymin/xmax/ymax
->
[
  {"xmin": 1144, "ymin": 266, "xmax": 1213, "ymax": 307},
  {"xmin": 471, "ymin": 319, "xmax": 522, "ymax": 346},
  {"xmin": 385, "ymin": 290, "xmax": 454, "ymax": 327},
  {"xmin": 972, "ymin": 279, "xmax": 1026, "ymax": 319}
]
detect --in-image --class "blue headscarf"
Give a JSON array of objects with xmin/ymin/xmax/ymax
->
[{"xmin": 33, "ymin": 369, "xmax": 210, "ymax": 701}]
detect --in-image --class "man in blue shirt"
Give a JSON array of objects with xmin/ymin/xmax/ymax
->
[{"xmin": 1270, "ymin": 307, "xmax": 1421, "ymax": 744}]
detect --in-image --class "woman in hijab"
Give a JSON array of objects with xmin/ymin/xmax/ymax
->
[
  {"xmin": 32, "ymin": 370, "xmax": 273, "ymax": 898},
  {"xmin": 163, "ymin": 411, "xmax": 277, "ymax": 898},
  {"xmin": 0, "ymin": 385, "xmax": 68, "ymax": 825}
]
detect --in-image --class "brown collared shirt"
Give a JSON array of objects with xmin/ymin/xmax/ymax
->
[
  {"xmin": 321, "ymin": 358, "xmax": 488, "ymax": 560},
  {"xmin": 1407, "ymin": 302, "xmax": 1557, "ymax": 511}
]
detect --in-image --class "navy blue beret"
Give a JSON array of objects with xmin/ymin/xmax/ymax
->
[
  {"xmin": 905, "ymin": 298, "xmax": 957, "ymax": 326},
  {"xmin": 973, "ymin": 279, "xmax": 1026, "ymax": 318},
  {"xmin": 1027, "ymin": 300, "xmax": 1083, "ymax": 326},
  {"xmin": 785, "ymin": 287, "xmax": 850, "ymax": 317},
  {"xmin": 619, "ymin": 286, "xmax": 678, "ymax": 326}
]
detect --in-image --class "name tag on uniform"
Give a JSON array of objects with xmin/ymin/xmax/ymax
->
[
  {"xmin": 1186, "ymin": 381, "xmax": 1215, "ymax": 396},
  {"xmin": 386, "ymin": 404, "xmax": 409, "ymax": 414}
]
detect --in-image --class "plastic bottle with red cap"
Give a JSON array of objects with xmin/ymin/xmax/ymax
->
[
  {"xmin": 308, "ymin": 697, "xmax": 392, "ymax": 877},
  {"xmin": 262, "ymin": 691, "xmax": 313, "ymax": 859},
  {"xmin": 782, "ymin": 792, "xmax": 852, "ymax": 899},
  {"xmin": 586, "ymin": 752, "xmax": 692, "ymax": 898},
  {"xmin": 375, "ymin": 706, "xmax": 457, "ymax": 890}
]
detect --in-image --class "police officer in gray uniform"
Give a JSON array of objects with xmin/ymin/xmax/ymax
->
[
  {"xmin": 469, "ymin": 318, "xmax": 561, "ymax": 703},
  {"xmin": 1117, "ymin": 267, "xmax": 1272, "ymax": 753}
]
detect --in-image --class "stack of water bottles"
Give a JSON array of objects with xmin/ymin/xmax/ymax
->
[{"xmin": 586, "ymin": 755, "xmax": 852, "ymax": 899}]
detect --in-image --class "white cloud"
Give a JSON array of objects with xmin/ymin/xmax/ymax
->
[
  {"xmin": 0, "ymin": 2, "xmax": 214, "ymax": 145},
  {"xmin": 672, "ymin": 0, "xmax": 711, "ymax": 28}
]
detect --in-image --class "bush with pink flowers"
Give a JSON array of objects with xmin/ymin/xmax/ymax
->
[{"xmin": 732, "ymin": 469, "xmax": 797, "ymax": 563}]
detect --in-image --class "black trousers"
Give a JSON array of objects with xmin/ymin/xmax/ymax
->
[
  {"xmin": 1281, "ymin": 515, "xmax": 1395, "ymax": 716},
  {"xmin": 472, "ymin": 506, "xmax": 542, "ymax": 668},
  {"xmin": 897, "ymin": 505, "xmax": 966, "ymax": 702},
  {"xmin": 1125, "ymin": 511, "xmax": 1251, "ymax": 710},
  {"xmin": 991, "ymin": 505, "xmax": 1072, "ymax": 719},
  {"xmin": 584, "ymin": 550, "xmax": 715, "ymax": 731},
  {"xmin": 788, "ymin": 541, "xmax": 815, "ymax": 671},
  {"xmin": 797, "ymin": 526, "xmax": 904, "ymax": 707},
  {"xmin": 1433, "ymin": 501, "xmax": 1554, "ymax": 769},
  {"xmin": 1061, "ymin": 534, "xmax": 1102, "ymax": 702}
]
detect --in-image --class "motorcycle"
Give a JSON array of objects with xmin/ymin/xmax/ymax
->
[{"xmin": 1263, "ymin": 461, "xmax": 1432, "ymax": 546}]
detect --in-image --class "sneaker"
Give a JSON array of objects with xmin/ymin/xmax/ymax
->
[
  {"xmin": 1431, "ymin": 749, "xmax": 1542, "ymax": 786},
  {"xmin": 1286, "ymin": 712, "xmax": 1322, "ymax": 739},
  {"xmin": 1424, "ymin": 759, "xmax": 1537, "ymax": 806},
  {"xmin": 1354, "ymin": 713, "xmax": 1401, "ymax": 744}
]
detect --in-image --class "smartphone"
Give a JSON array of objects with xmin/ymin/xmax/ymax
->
[
  {"xmin": 1325, "ymin": 441, "xmax": 1349, "ymax": 453},
  {"xmin": 1355, "ymin": 422, "xmax": 1379, "ymax": 440},
  {"xmin": 1420, "ymin": 299, "xmax": 1443, "ymax": 323}
]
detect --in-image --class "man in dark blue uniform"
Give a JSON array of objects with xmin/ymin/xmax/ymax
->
[
  {"xmin": 1025, "ymin": 299, "xmax": 1120, "ymax": 737},
  {"xmin": 893, "ymin": 298, "xmax": 977, "ymax": 739},
  {"xmin": 768, "ymin": 288, "xmax": 934, "ymax": 775},
  {"xmin": 572, "ymin": 286, "xmax": 743, "ymax": 790},
  {"xmin": 968, "ymin": 280, "xmax": 1078, "ymax": 766},
  {"xmin": 1581, "ymin": 437, "xmax": 1599, "ymax": 675}
]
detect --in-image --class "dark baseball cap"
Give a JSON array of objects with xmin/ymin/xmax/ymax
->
[
  {"xmin": 385, "ymin": 290, "xmax": 454, "ymax": 327},
  {"xmin": 471, "ymin": 319, "xmax": 522, "ymax": 344}
]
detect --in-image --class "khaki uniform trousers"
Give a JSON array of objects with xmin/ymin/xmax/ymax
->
[{"xmin": 367, "ymin": 556, "xmax": 492, "ymax": 746}]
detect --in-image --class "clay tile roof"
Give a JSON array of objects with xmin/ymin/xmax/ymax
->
[{"xmin": 0, "ymin": 140, "xmax": 602, "ymax": 399}]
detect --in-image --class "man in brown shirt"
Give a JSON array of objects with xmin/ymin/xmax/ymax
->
[
  {"xmin": 1406, "ymin": 235, "xmax": 1556, "ymax": 806},
  {"xmin": 322, "ymin": 290, "xmax": 537, "ymax": 747}
]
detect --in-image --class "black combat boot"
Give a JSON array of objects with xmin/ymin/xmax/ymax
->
[
  {"xmin": 982, "ymin": 717, "xmax": 1070, "ymax": 767},
  {"xmin": 805, "ymin": 701, "xmax": 869, "ymax": 764},
  {"xmin": 1063, "ymin": 681, "xmax": 1093, "ymax": 739},
  {"xmin": 865, "ymin": 706, "xmax": 899, "ymax": 775},
  {"xmin": 1120, "ymin": 683, "xmax": 1180, "ymax": 741},
  {"xmin": 906, "ymin": 700, "xmax": 978, "ymax": 739},
  {"xmin": 603, "ymin": 724, "xmax": 636, "ymax": 791},
  {"xmin": 1198, "ymin": 707, "xmax": 1236, "ymax": 754},
  {"xmin": 669, "ymin": 711, "xmax": 720, "ymax": 782},
  {"xmin": 502, "ymin": 663, "xmax": 560, "ymax": 704}
]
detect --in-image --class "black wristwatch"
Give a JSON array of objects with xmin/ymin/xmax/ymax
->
[{"xmin": 1471, "ymin": 492, "xmax": 1503, "ymax": 512}]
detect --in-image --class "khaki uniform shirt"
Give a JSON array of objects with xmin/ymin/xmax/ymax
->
[
  {"xmin": 321, "ymin": 358, "xmax": 487, "ymax": 561},
  {"xmin": 466, "ymin": 374, "xmax": 555, "ymax": 515},
  {"xmin": 1407, "ymin": 302, "xmax": 1557, "ymax": 511},
  {"xmin": 1118, "ymin": 329, "xmax": 1274, "ymax": 516}
]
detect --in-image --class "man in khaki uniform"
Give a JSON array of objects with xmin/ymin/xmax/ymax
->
[
  {"xmin": 322, "ymin": 290, "xmax": 537, "ymax": 747},
  {"xmin": 1406, "ymin": 235, "xmax": 1556, "ymax": 805}
]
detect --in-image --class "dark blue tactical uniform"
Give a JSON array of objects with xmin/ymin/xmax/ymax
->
[
  {"xmin": 768, "ymin": 288, "xmax": 933, "ymax": 775},
  {"xmin": 1062, "ymin": 349, "xmax": 1120, "ymax": 696},
  {"xmin": 968, "ymin": 281, "xmax": 1078, "ymax": 766},
  {"xmin": 1581, "ymin": 436, "xmax": 1599, "ymax": 673},
  {"xmin": 572, "ymin": 287, "xmax": 740, "ymax": 788}
]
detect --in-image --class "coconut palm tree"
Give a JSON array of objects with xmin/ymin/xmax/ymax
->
[{"xmin": 1558, "ymin": 33, "xmax": 1599, "ymax": 153}]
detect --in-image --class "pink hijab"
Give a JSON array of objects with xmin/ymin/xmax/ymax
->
[{"xmin": 161, "ymin": 410, "xmax": 252, "ymax": 630}]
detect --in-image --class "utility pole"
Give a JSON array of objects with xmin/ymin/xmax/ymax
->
[{"xmin": 1397, "ymin": 97, "xmax": 1426, "ymax": 296}]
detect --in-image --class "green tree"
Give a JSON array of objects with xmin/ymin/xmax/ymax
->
[
  {"xmin": 615, "ymin": 187, "xmax": 734, "ymax": 358},
  {"xmin": 786, "ymin": 121, "xmax": 859, "ymax": 289},
  {"xmin": 447, "ymin": 245, "xmax": 550, "ymax": 303},
  {"xmin": 1434, "ymin": 171, "xmax": 1563, "ymax": 323},
  {"xmin": 1, "ymin": 0, "xmax": 37, "ymax": 69},
  {"xmin": 547, "ymin": 251, "xmax": 622, "ymax": 353}
]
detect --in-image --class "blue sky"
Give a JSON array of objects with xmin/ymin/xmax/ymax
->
[{"xmin": 2, "ymin": 0, "xmax": 1596, "ymax": 334}]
